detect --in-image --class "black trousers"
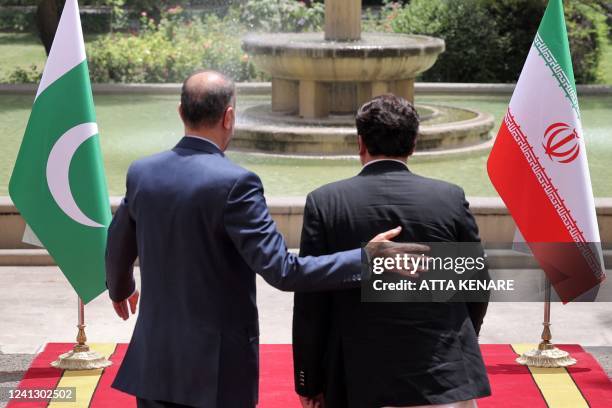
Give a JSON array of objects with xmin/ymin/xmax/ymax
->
[
  {"xmin": 136, "ymin": 397, "xmax": 195, "ymax": 408},
  {"xmin": 136, "ymin": 397, "xmax": 255, "ymax": 408}
]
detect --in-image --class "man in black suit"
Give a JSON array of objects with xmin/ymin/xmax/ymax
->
[
  {"xmin": 105, "ymin": 71, "xmax": 414, "ymax": 408},
  {"xmin": 293, "ymin": 95, "xmax": 491, "ymax": 408}
]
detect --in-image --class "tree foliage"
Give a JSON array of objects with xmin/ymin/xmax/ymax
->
[{"xmin": 392, "ymin": 0, "xmax": 607, "ymax": 83}]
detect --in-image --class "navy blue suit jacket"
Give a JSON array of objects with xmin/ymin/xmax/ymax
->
[{"xmin": 105, "ymin": 137, "xmax": 361, "ymax": 407}]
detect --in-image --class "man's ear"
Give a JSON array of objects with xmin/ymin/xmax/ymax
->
[
  {"xmin": 223, "ymin": 106, "xmax": 234, "ymax": 130},
  {"xmin": 177, "ymin": 103, "xmax": 184, "ymax": 121}
]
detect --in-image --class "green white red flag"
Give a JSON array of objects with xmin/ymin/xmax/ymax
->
[
  {"xmin": 487, "ymin": 0, "xmax": 605, "ymax": 302},
  {"xmin": 9, "ymin": 0, "xmax": 111, "ymax": 303}
]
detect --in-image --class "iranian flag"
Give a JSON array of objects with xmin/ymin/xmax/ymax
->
[
  {"xmin": 487, "ymin": 0, "xmax": 605, "ymax": 302},
  {"xmin": 9, "ymin": 0, "xmax": 111, "ymax": 303}
]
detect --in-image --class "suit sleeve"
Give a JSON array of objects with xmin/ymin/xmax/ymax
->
[
  {"xmin": 456, "ymin": 189, "xmax": 490, "ymax": 335},
  {"xmin": 293, "ymin": 194, "xmax": 333, "ymax": 397},
  {"xmin": 105, "ymin": 170, "xmax": 138, "ymax": 303},
  {"xmin": 223, "ymin": 171, "xmax": 362, "ymax": 291}
]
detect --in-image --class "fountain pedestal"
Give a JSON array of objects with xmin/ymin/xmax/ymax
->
[{"xmin": 325, "ymin": 0, "xmax": 361, "ymax": 41}]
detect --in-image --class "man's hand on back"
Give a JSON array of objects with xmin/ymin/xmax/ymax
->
[
  {"xmin": 113, "ymin": 289, "xmax": 139, "ymax": 320},
  {"xmin": 366, "ymin": 226, "xmax": 431, "ymax": 278}
]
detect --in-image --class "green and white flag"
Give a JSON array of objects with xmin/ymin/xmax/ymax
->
[{"xmin": 9, "ymin": 0, "xmax": 111, "ymax": 303}]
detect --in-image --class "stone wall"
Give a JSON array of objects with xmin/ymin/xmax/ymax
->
[{"xmin": 2, "ymin": 196, "xmax": 612, "ymax": 251}]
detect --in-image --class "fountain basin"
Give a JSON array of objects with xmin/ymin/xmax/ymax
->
[
  {"xmin": 233, "ymin": 103, "xmax": 495, "ymax": 156},
  {"xmin": 242, "ymin": 32, "xmax": 445, "ymax": 82}
]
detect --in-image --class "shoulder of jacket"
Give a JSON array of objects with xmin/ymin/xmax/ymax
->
[
  {"xmin": 410, "ymin": 173, "xmax": 465, "ymax": 196},
  {"xmin": 309, "ymin": 176, "xmax": 360, "ymax": 201}
]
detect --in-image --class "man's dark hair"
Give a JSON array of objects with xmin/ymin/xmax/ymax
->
[
  {"xmin": 180, "ymin": 70, "xmax": 236, "ymax": 128},
  {"xmin": 355, "ymin": 94, "xmax": 420, "ymax": 157}
]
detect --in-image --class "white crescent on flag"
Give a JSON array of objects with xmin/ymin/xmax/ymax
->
[{"xmin": 46, "ymin": 122, "xmax": 104, "ymax": 228}]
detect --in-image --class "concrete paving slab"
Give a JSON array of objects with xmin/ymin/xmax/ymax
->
[
  {"xmin": 0, "ymin": 352, "xmax": 34, "ymax": 408},
  {"xmin": 1, "ymin": 266, "xmax": 611, "ymax": 350}
]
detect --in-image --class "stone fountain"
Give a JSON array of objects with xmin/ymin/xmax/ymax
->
[{"xmin": 234, "ymin": 0, "xmax": 494, "ymax": 156}]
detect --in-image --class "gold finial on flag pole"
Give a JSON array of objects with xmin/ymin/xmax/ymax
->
[
  {"xmin": 516, "ymin": 279, "xmax": 577, "ymax": 367},
  {"xmin": 51, "ymin": 297, "xmax": 112, "ymax": 370}
]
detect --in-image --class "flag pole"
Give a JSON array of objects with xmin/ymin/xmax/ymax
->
[
  {"xmin": 76, "ymin": 297, "xmax": 88, "ymax": 352},
  {"xmin": 51, "ymin": 296, "xmax": 112, "ymax": 370},
  {"xmin": 539, "ymin": 279, "xmax": 553, "ymax": 351},
  {"xmin": 516, "ymin": 278, "xmax": 577, "ymax": 367}
]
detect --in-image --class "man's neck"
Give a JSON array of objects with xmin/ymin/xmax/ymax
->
[{"xmin": 183, "ymin": 129, "xmax": 224, "ymax": 151}]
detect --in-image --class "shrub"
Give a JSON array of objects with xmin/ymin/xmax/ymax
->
[
  {"xmin": 86, "ymin": 11, "xmax": 259, "ymax": 83},
  {"xmin": 392, "ymin": 0, "xmax": 606, "ymax": 83},
  {"xmin": 240, "ymin": 0, "xmax": 324, "ymax": 32},
  {"xmin": 0, "ymin": 7, "xmax": 37, "ymax": 32},
  {"xmin": 480, "ymin": 0, "xmax": 605, "ymax": 84},
  {"xmin": 363, "ymin": 0, "xmax": 404, "ymax": 32},
  {"xmin": 564, "ymin": 1, "xmax": 606, "ymax": 83},
  {"xmin": 392, "ymin": 0, "xmax": 507, "ymax": 82},
  {"xmin": 478, "ymin": 0, "xmax": 546, "ymax": 83},
  {"xmin": 5, "ymin": 64, "xmax": 42, "ymax": 83}
]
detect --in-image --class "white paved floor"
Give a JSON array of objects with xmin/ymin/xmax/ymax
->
[{"xmin": 1, "ymin": 266, "xmax": 611, "ymax": 354}]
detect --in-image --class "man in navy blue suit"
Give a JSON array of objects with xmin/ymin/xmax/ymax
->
[{"xmin": 105, "ymin": 71, "xmax": 411, "ymax": 408}]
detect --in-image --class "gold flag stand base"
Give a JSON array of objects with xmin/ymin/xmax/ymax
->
[
  {"xmin": 51, "ymin": 344, "xmax": 112, "ymax": 370},
  {"xmin": 516, "ymin": 280, "xmax": 576, "ymax": 368},
  {"xmin": 516, "ymin": 341, "xmax": 577, "ymax": 368},
  {"xmin": 51, "ymin": 299, "xmax": 112, "ymax": 371}
]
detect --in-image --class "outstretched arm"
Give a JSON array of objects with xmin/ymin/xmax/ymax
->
[
  {"xmin": 223, "ymin": 171, "xmax": 363, "ymax": 291},
  {"xmin": 223, "ymin": 171, "xmax": 407, "ymax": 291}
]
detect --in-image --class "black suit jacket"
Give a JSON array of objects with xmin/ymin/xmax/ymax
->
[
  {"xmin": 105, "ymin": 137, "xmax": 363, "ymax": 408},
  {"xmin": 292, "ymin": 160, "xmax": 491, "ymax": 408}
]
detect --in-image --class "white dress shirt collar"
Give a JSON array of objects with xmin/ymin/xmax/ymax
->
[{"xmin": 362, "ymin": 158, "xmax": 409, "ymax": 170}]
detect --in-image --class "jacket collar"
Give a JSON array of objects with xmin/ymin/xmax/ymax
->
[
  {"xmin": 358, "ymin": 159, "xmax": 410, "ymax": 176},
  {"xmin": 174, "ymin": 136, "xmax": 224, "ymax": 156}
]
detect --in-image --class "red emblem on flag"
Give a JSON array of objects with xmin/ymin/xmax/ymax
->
[{"xmin": 543, "ymin": 122, "xmax": 580, "ymax": 164}]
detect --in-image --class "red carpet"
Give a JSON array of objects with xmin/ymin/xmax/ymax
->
[{"xmin": 7, "ymin": 343, "xmax": 612, "ymax": 407}]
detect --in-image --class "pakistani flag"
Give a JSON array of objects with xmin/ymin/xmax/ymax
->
[
  {"xmin": 487, "ymin": 0, "xmax": 605, "ymax": 302},
  {"xmin": 9, "ymin": 0, "xmax": 111, "ymax": 304}
]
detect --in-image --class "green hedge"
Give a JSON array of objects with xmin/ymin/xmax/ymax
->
[
  {"xmin": 392, "ymin": 0, "xmax": 606, "ymax": 84},
  {"xmin": 86, "ymin": 11, "xmax": 259, "ymax": 83},
  {"xmin": 0, "ymin": 8, "xmax": 37, "ymax": 32},
  {"xmin": 392, "ymin": 0, "xmax": 505, "ymax": 83},
  {"xmin": 83, "ymin": 0, "xmax": 324, "ymax": 83},
  {"xmin": 564, "ymin": 1, "xmax": 607, "ymax": 84}
]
